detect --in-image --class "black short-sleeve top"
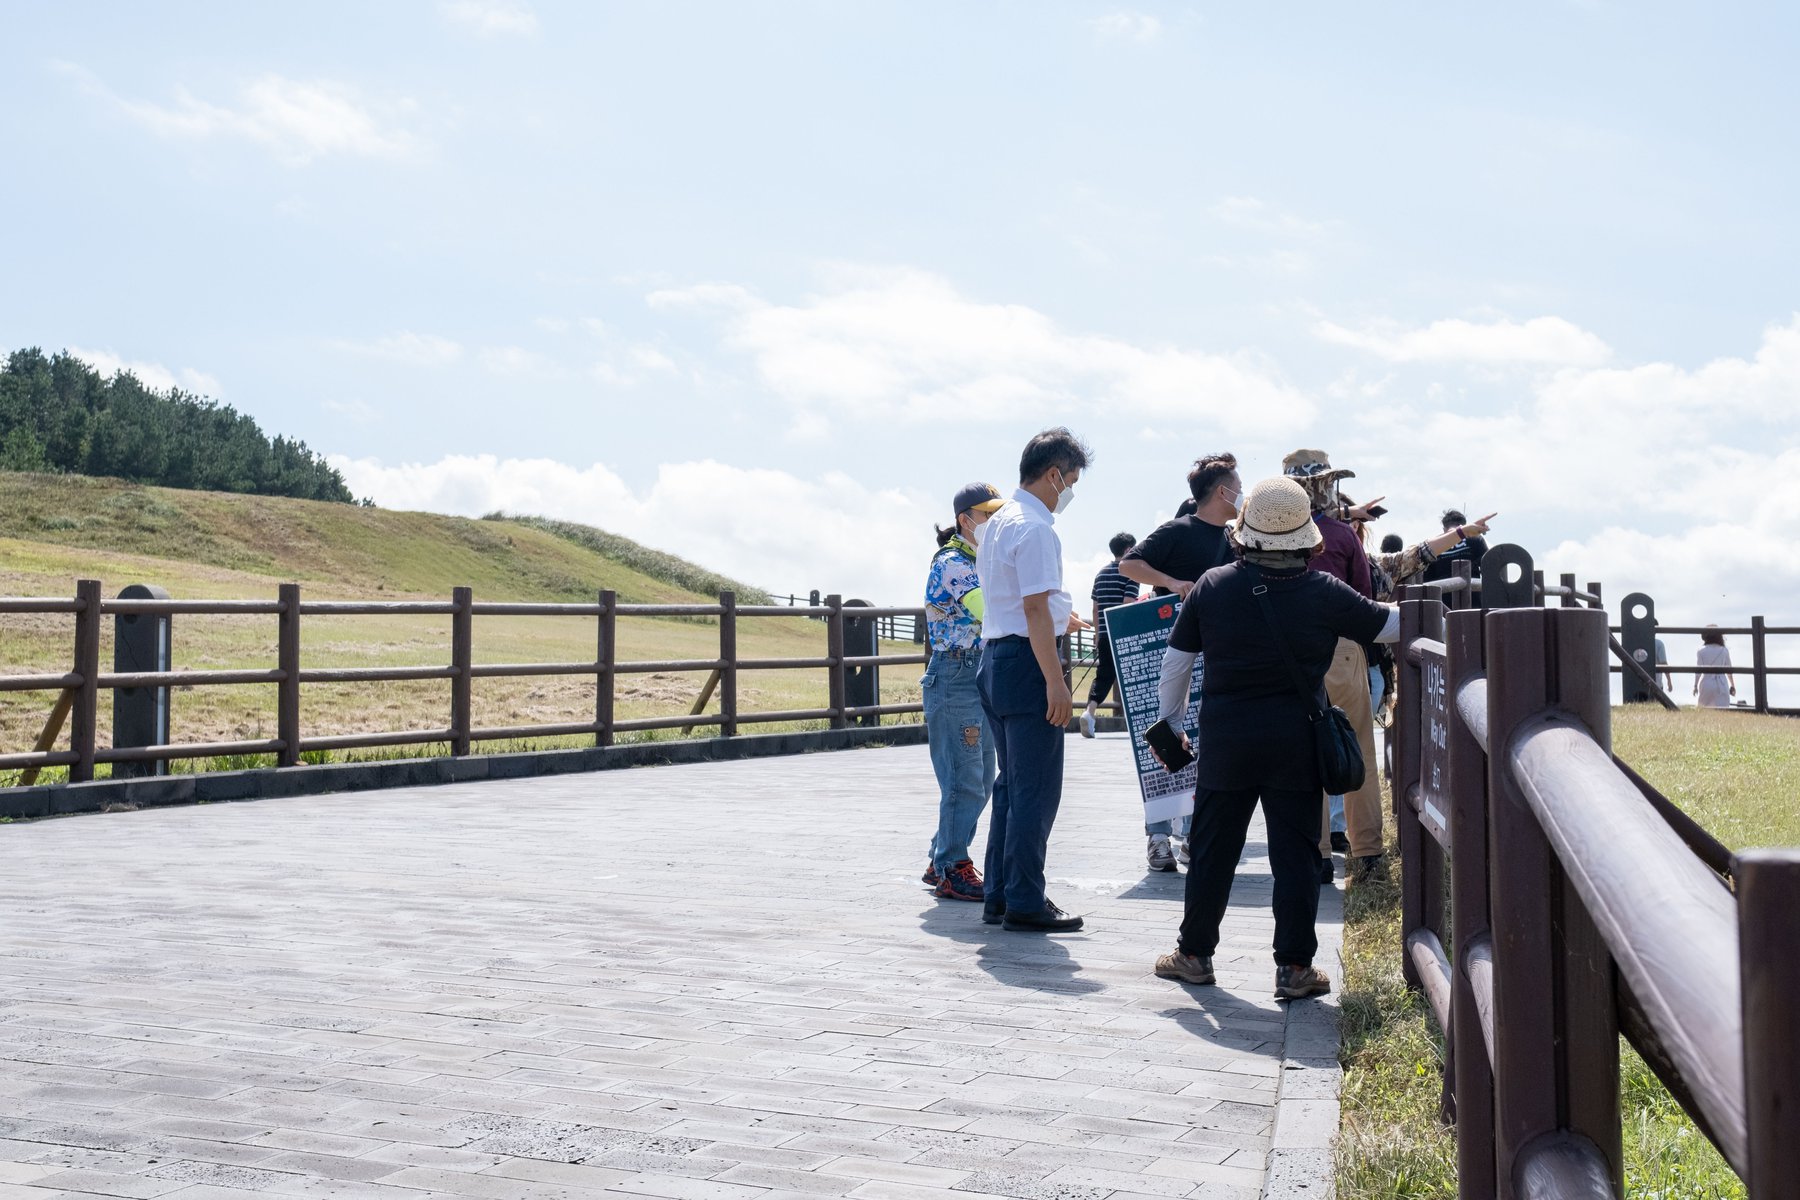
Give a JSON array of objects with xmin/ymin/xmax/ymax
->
[{"xmin": 1168, "ymin": 560, "xmax": 1389, "ymax": 791}]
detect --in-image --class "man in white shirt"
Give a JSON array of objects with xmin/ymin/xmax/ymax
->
[{"xmin": 976, "ymin": 427, "xmax": 1092, "ymax": 933}]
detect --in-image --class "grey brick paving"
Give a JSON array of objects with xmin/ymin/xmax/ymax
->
[{"xmin": 1, "ymin": 736, "xmax": 1342, "ymax": 1199}]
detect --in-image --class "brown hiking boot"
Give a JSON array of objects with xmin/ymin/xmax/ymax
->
[
  {"xmin": 1154, "ymin": 950, "xmax": 1215, "ymax": 985},
  {"xmin": 1274, "ymin": 964, "xmax": 1331, "ymax": 1000}
]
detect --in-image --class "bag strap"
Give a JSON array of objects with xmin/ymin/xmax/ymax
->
[{"xmin": 1244, "ymin": 564, "xmax": 1326, "ymax": 720}]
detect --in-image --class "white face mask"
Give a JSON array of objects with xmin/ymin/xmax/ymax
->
[
  {"xmin": 968, "ymin": 519, "xmax": 986, "ymax": 547},
  {"xmin": 1052, "ymin": 472, "xmax": 1075, "ymax": 514},
  {"xmin": 1226, "ymin": 486, "xmax": 1245, "ymax": 515}
]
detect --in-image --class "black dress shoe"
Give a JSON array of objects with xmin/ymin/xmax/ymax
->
[
  {"xmin": 982, "ymin": 906, "xmax": 1006, "ymax": 925},
  {"xmin": 1318, "ymin": 856, "xmax": 1335, "ymax": 884},
  {"xmin": 1002, "ymin": 903, "xmax": 1083, "ymax": 932},
  {"xmin": 1330, "ymin": 832, "xmax": 1350, "ymax": 853}
]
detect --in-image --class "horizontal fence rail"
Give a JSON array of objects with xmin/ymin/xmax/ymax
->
[
  {"xmin": 0, "ymin": 582, "xmax": 938, "ymax": 784},
  {"xmin": 1391, "ymin": 544, "xmax": 1800, "ymax": 1198}
]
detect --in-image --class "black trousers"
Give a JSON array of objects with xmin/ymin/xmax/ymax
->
[
  {"xmin": 1178, "ymin": 784, "xmax": 1323, "ymax": 967},
  {"xmin": 1086, "ymin": 632, "xmax": 1119, "ymax": 706}
]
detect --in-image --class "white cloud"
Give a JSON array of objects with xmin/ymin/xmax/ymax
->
[
  {"xmin": 1332, "ymin": 316, "xmax": 1800, "ymax": 626},
  {"xmin": 1209, "ymin": 196, "xmax": 1331, "ymax": 238},
  {"xmin": 68, "ymin": 346, "xmax": 221, "ymax": 397},
  {"xmin": 61, "ymin": 63, "xmax": 421, "ymax": 165},
  {"xmin": 477, "ymin": 345, "xmax": 556, "ymax": 375},
  {"xmin": 652, "ymin": 266, "xmax": 1314, "ymax": 436},
  {"xmin": 1090, "ymin": 11, "xmax": 1162, "ymax": 41},
  {"xmin": 442, "ymin": 0, "xmax": 538, "ymax": 36},
  {"xmin": 329, "ymin": 454, "xmax": 939, "ymax": 602},
  {"xmin": 1316, "ymin": 315, "xmax": 1612, "ymax": 366},
  {"xmin": 329, "ymin": 332, "xmax": 464, "ymax": 366}
]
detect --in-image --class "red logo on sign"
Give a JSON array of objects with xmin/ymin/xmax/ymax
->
[{"xmin": 1158, "ymin": 605, "xmax": 1174, "ymax": 620}]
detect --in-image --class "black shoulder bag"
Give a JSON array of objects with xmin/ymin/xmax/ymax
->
[{"xmin": 1246, "ymin": 567, "xmax": 1365, "ymax": 795}]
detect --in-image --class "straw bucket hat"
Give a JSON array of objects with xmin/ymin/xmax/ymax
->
[{"xmin": 1233, "ymin": 477, "xmax": 1323, "ymax": 552}]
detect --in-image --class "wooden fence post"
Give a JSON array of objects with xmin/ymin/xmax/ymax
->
[
  {"xmin": 1585, "ymin": 581, "xmax": 1603, "ymax": 611},
  {"xmin": 450, "ymin": 587, "xmax": 472, "ymax": 756},
  {"xmin": 1447, "ymin": 607, "xmax": 1496, "ymax": 1198},
  {"xmin": 69, "ymin": 578, "xmax": 102, "ymax": 783},
  {"xmin": 1737, "ymin": 849, "xmax": 1800, "ymax": 1197},
  {"xmin": 826, "ymin": 594, "xmax": 847, "ymax": 730},
  {"xmin": 1548, "ymin": 606, "xmax": 1623, "ymax": 1189},
  {"xmin": 1751, "ymin": 615, "xmax": 1768, "ymax": 714},
  {"xmin": 1395, "ymin": 585, "xmax": 1428, "ymax": 990},
  {"xmin": 1532, "ymin": 569, "xmax": 1546, "ymax": 606},
  {"xmin": 277, "ymin": 583, "xmax": 301, "ymax": 767},
  {"xmin": 1559, "ymin": 572, "xmax": 1578, "ymax": 609},
  {"xmin": 596, "ymin": 589, "xmax": 616, "ymax": 747},
  {"xmin": 1484, "ymin": 607, "xmax": 1558, "ymax": 1200},
  {"xmin": 719, "ymin": 590, "xmax": 738, "ymax": 738},
  {"xmin": 1418, "ymin": 599, "xmax": 1449, "ymax": 977},
  {"xmin": 1486, "ymin": 606, "xmax": 1623, "ymax": 1197}
]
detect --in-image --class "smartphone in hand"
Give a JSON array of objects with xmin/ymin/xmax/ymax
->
[{"xmin": 1143, "ymin": 719, "xmax": 1193, "ymax": 772}]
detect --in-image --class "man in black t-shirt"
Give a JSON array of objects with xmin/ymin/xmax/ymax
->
[
  {"xmin": 1116, "ymin": 453, "xmax": 1242, "ymax": 869},
  {"xmin": 1120, "ymin": 454, "xmax": 1242, "ymax": 599}
]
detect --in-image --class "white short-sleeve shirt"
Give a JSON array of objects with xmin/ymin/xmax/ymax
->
[{"xmin": 976, "ymin": 488, "xmax": 1071, "ymax": 639}]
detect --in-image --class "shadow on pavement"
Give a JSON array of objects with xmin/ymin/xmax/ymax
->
[{"xmin": 913, "ymin": 901, "xmax": 1106, "ymax": 995}]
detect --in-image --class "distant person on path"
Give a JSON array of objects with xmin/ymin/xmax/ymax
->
[
  {"xmin": 1082, "ymin": 532, "xmax": 1141, "ymax": 739},
  {"xmin": 920, "ymin": 482, "xmax": 1005, "ymax": 902},
  {"xmin": 1696, "ymin": 627, "xmax": 1736, "ymax": 708},
  {"xmin": 1422, "ymin": 508, "xmax": 1490, "ymax": 582},
  {"xmin": 977, "ymin": 427, "xmax": 1093, "ymax": 933},
  {"xmin": 1150, "ymin": 476, "xmax": 1399, "ymax": 999},
  {"xmin": 1118, "ymin": 453, "xmax": 1243, "ymax": 871},
  {"xmin": 1284, "ymin": 449, "xmax": 1387, "ymax": 884}
]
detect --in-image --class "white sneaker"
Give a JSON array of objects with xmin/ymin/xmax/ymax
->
[
  {"xmin": 1147, "ymin": 834, "xmax": 1177, "ymax": 872},
  {"xmin": 1174, "ymin": 836, "xmax": 1191, "ymax": 867},
  {"xmin": 1080, "ymin": 708, "xmax": 1097, "ymax": 738}
]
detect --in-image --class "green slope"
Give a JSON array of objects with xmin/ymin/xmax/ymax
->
[{"xmin": 0, "ymin": 471, "xmax": 757, "ymax": 604}]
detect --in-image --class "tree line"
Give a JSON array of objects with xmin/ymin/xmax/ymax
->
[{"xmin": 0, "ymin": 347, "xmax": 354, "ymax": 502}]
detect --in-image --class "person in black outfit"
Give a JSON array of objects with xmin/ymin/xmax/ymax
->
[
  {"xmin": 1081, "ymin": 532, "xmax": 1140, "ymax": 738},
  {"xmin": 1119, "ymin": 453, "xmax": 1242, "ymax": 599},
  {"xmin": 1422, "ymin": 508, "xmax": 1490, "ymax": 582},
  {"xmin": 1149, "ymin": 476, "xmax": 1398, "ymax": 1000}
]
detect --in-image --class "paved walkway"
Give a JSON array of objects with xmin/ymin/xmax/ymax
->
[{"xmin": 0, "ymin": 736, "xmax": 1342, "ymax": 1200}]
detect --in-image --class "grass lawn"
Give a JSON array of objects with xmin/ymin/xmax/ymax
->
[
  {"xmin": 0, "ymin": 474, "xmax": 925, "ymax": 780},
  {"xmin": 1337, "ymin": 707, "xmax": 1800, "ymax": 1199}
]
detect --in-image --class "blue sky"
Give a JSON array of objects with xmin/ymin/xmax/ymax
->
[{"xmin": 6, "ymin": 1, "xmax": 1800, "ymax": 687}]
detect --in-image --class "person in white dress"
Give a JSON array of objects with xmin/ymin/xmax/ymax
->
[{"xmin": 1695, "ymin": 626, "xmax": 1736, "ymax": 708}]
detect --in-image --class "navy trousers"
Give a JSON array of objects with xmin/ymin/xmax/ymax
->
[{"xmin": 977, "ymin": 636, "xmax": 1065, "ymax": 916}]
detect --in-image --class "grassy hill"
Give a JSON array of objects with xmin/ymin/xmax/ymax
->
[{"xmin": 0, "ymin": 473, "xmax": 918, "ymax": 776}]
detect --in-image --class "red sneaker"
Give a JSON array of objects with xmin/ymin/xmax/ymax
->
[{"xmin": 934, "ymin": 860, "xmax": 985, "ymax": 902}]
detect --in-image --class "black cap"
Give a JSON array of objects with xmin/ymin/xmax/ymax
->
[{"xmin": 953, "ymin": 482, "xmax": 1003, "ymax": 520}]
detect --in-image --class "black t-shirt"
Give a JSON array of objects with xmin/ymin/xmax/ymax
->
[
  {"xmin": 1122, "ymin": 515, "xmax": 1233, "ymax": 595},
  {"xmin": 1423, "ymin": 534, "xmax": 1489, "ymax": 582},
  {"xmin": 1169, "ymin": 560, "xmax": 1388, "ymax": 791}
]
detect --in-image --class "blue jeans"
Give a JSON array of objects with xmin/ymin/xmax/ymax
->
[
  {"xmin": 1147, "ymin": 813, "xmax": 1192, "ymax": 838},
  {"xmin": 923, "ymin": 648, "xmax": 995, "ymax": 870},
  {"xmin": 978, "ymin": 636, "xmax": 1065, "ymax": 915}
]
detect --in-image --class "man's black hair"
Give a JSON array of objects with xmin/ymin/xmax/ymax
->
[
  {"xmin": 1441, "ymin": 509, "xmax": 1467, "ymax": 529},
  {"xmin": 1018, "ymin": 427, "xmax": 1092, "ymax": 483},
  {"xmin": 1380, "ymin": 533, "xmax": 1403, "ymax": 554},
  {"xmin": 1108, "ymin": 532, "xmax": 1137, "ymax": 558},
  {"xmin": 1175, "ymin": 497, "xmax": 1198, "ymax": 517},
  {"xmin": 1187, "ymin": 453, "xmax": 1238, "ymax": 506}
]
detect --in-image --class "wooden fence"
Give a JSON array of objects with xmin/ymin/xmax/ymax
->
[
  {"xmin": 0, "ymin": 582, "xmax": 932, "ymax": 782},
  {"xmin": 1391, "ymin": 544, "xmax": 1800, "ymax": 1197}
]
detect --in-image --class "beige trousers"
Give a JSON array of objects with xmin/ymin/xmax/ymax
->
[{"xmin": 1318, "ymin": 638, "xmax": 1384, "ymax": 859}]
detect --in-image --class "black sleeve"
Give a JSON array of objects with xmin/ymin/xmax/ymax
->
[
  {"xmin": 1122, "ymin": 519, "xmax": 1177, "ymax": 575},
  {"xmin": 1325, "ymin": 575, "xmax": 1389, "ymax": 644},
  {"xmin": 1167, "ymin": 589, "xmax": 1204, "ymax": 655}
]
